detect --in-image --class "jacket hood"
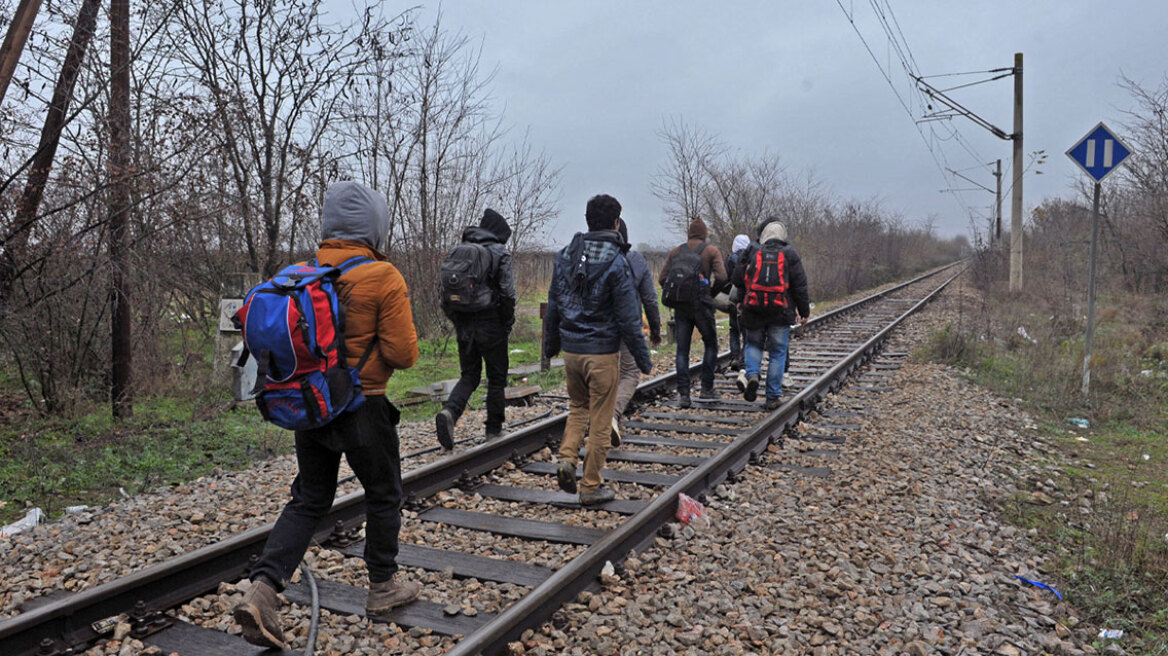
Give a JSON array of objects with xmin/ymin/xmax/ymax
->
[
  {"xmin": 480, "ymin": 208, "xmax": 512, "ymax": 243},
  {"xmin": 687, "ymin": 217, "xmax": 709, "ymax": 241},
  {"xmin": 462, "ymin": 225, "xmax": 503, "ymax": 245},
  {"xmin": 320, "ymin": 181, "xmax": 390, "ymax": 252},
  {"xmin": 760, "ymin": 220, "xmax": 787, "ymax": 244},
  {"xmin": 732, "ymin": 234, "xmax": 750, "ymax": 253}
]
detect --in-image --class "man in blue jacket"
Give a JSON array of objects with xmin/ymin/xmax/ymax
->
[{"xmin": 544, "ymin": 194, "xmax": 652, "ymax": 505}]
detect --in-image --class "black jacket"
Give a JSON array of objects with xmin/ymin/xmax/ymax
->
[
  {"xmin": 445, "ymin": 225, "xmax": 517, "ymax": 330},
  {"xmin": 731, "ymin": 239, "xmax": 810, "ymax": 329},
  {"xmin": 544, "ymin": 230, "xmax": 652, "ymax": 373}
]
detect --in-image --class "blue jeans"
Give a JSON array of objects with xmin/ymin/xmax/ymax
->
[
  {"xmin": 674, "ymin": 302, "xmax": 718, "ymax": 395},
  {"xmin": 744, "ymin": 324, "xmax": 790, "ymax": 400}
]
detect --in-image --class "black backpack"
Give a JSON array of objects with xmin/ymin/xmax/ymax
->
[
  {"xmin": 660, "ymin": 242, "xmax": 708, "ymax": 308},
  {"xmin": 440, "ymin": 242, "xmax": 496, "ymax": 312},
  {"xmin": 743, "ymin": 243, "xmax": 789, "ymax": 310}
]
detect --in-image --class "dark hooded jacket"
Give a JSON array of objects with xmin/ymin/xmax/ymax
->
[
  {"xmin": 544, "ymin": 230, "xmax": 652, "ymax": 373},
  {"xmin": 731, "ymin": 236, "xmax": 810, "ymax": 329},
  {"xmin": 445, "ymin": 209, "xmax": 517, "ymax": 329}
]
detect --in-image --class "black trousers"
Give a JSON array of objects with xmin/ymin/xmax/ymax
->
[
  {"xmin": 445, "ymin": 321, "xmax": 510, "ymax": 432},
  {"xmin": 673, "ymin": 300, "xmax": 719, "ymax": 394},
  {"xmin": 251, "ymin": 395, "xmax": 403, "ymax": 588}
]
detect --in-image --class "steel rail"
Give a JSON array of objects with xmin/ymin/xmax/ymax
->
[
  {"xmin": 445, "ymin": 267, "xmax": 964, "ymax": 655},
  {"xmin": 0, "ymin": 262, "xmax": 961, "ymax": 656}
]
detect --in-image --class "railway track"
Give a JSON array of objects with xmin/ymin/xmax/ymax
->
[{"xmin": 1, "ymin": 263, "xmax": 962, "ymax": 656}]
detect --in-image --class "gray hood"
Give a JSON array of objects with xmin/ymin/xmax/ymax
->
[{"xmin": 320, "ymin": 181, "xmax": 390, "ymax": 252}]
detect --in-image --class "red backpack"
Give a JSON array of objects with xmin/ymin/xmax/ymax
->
[{"xmin": 743, "ymin": 244, "xmax": 788, "ymax": 309}]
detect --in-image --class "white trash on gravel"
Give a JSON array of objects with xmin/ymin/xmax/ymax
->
[{"xmin": 1, "ymin": 507, "xmax": 45, "ymax": 538}]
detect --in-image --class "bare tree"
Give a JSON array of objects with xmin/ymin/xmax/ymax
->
[
  {"xmin": 485, "ymin": 132, "xmax": 562, "ymax": 255},
  {"xmin": 173, "ymin": 0, "xmax": 393, "ymax": 276},
  {"xmin": 650, "ymin": 117, "xmax": 724, "ymax": 235}
]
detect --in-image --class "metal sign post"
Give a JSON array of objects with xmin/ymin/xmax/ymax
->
[{"xmin": 1065, "ymin": 122, "xmax": 1133, "ymax": 398}]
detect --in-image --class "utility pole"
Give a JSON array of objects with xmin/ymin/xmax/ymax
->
[
  {"xmin": 994, "ymin": 159, "xmax": 1002, "ymax": 244},
  {"xmin": 110, "ymin": 0, "xmax": 133, "ymax": 418},
  {"xmin": 0, "ymin": 0, "xmax": 44, "ymax": 106},
  {"xmin": 1009, "ymin": 52, "xmax": 1024, "ymax": 292}
]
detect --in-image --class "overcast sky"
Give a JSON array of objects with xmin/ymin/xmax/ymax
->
[{"xmin": 385, "ymin": 1, "xmax": 1167, "ymax": 247}]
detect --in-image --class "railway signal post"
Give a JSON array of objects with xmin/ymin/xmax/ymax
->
[{"xmin": 1066, "ymin": 122, "xmax": 1133, "ymax": 398}]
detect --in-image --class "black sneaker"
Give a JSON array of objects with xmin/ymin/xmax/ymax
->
[
  {"xmin": 556, "ymin": 462, "xmax": 577, "ymax": 494},
  {"xmin": 579, "ymin": 486, "xmax": 616, "ymax": 506},
  {"xmin": 678, "ymin": 394, "xmax": 692, "ymax": 409},
  {"xmin": 485, "ymin": 426, "xmax": 503, "ymax": 439},
  {"xmin": 435, "ymin": 409, "xmax": 455, "ymax": 450},
  {"xmin": 764, "ymin": 397, "xmax": 782, "ymax": 411},
  {"xmin": 699, "ymin": 388, "xmax": 721, "ymax": 400},
  {"xmin": 744, "ymin": 375, "xmax": 759, "ymax": 402}
]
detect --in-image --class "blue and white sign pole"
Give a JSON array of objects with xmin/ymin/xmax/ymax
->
[{"xmin": 1065, "ymin": 122, "xmax": 1133, "ymax": 398}]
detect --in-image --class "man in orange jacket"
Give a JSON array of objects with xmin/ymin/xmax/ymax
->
[{"xmin": 233, "ymin": 181, "xmax": 420, "ymax": 648}]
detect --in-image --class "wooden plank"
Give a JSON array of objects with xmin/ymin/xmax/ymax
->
[
  {"xmin": 508, "ymin": 358, "xmax": 564, "ymax": 375},
  {"xmin": 661, "ymin": 399, "xmax": 765, "ymax": 412},
  {"xmin": 771, "ymin": 463, "xmax": 832, "ymax": 478},
  {"xmin": 504, "ymin": 384, "xmax": 541, "ymax": 400},
  {"xmin": 146, "ymin": 620, "xmax": 300, "ymax": 656},
  {"xmin": 472, "ymin": 483, "xmax": 647, "ymax": 515},
  {"xmin": 639, "ymin": 411, "xmax": 750, "ymax": 425},
  {"xmin": 418, "ymin": 507, "xmax": 606, "ymax": 545},
  {"xmin": 603, "ymin": 449, "xmax": 707, "ymax": 467},
  {"xmin": 522, "ymin": 462, "xmax": 681, "ymax": 487},
  {"xmin": 621, "ymin": 421, "xmax": 744, "ymax": 436},
  {"xmin": 284, "ymin": 579, "xmax": 491, "ymax": 636},
  {"xmin": 339, "ymin": 541, "xmax": 553, "ymax": 587},
  {"xmin": 621, "ymin": 434, "xmax": 729, "ymax": 450}
]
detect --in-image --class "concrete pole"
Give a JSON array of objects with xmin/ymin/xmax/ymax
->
[
  {"xmin": 994, "ymin": 159, "xmax": 1003, "ymax": 244},
  {"xmin": 1009, "ymin": 52, "xmax": 1024, "ymax": 292}
]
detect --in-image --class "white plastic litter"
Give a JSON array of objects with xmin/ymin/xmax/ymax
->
[
  {"xmin": 1098, "ymin": 629, "xmax": 1124, "ymax": 640},
  {"xmin": 509, "ymin": 349, "xmax": 525, "ymax": 355},
  {"xmin": 1, "ymin": 507, "xmax": 46, "ymax": 538},
  {"xmin": 1016, "ymin": 326, "xmax": 1038, "ymax": 344},
  {"xmin": 65, "ymin": 505, "xmax": 90, "ymax": 515},
  {"xmin": 601, "ymin": 561, "xmax": 615, "ymax": 577}
]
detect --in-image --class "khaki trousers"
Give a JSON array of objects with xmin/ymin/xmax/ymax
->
[
  {"xmin": 559, "ymin": 351, "xmax": 620, "ymax": 494},
  {"xmin": 613, "ymin": 340, "xmax": 641, "ymax": 420}
]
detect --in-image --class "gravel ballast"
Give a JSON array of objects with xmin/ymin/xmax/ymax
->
[{"xmin": 1, "ymin": 277, "xmax": 1103, "ymax": 655}]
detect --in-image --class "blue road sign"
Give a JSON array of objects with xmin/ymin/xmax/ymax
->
[{"xmin": 1066, "ymin": 122, "xmax": 1132, "ymax": 183}]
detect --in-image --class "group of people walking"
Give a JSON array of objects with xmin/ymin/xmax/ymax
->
[{"xmin": 231, "ymin": 182, "xmax": 810, "ymax": 648}]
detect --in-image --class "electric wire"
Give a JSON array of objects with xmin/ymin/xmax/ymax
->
[{"xmin": 299, "ymin": 562, "xmax": 320, "ymax": 656}]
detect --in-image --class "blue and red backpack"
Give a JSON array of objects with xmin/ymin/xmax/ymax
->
[{"xmin": 233, "ymin": 256, "xmax": 374, "ymax": 430}]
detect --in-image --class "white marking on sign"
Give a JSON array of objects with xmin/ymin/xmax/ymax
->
[
  {"xmin": 1104, "ymin": 139, "xmax": 1113, "ymax": 167},
  {"xmin": 1085, "ymin": 140, "xmax": 1095, "ymax": 166}
]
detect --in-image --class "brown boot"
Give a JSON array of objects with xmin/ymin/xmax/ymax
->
[
  {"xmin": 366, "ymin": 575, "xmax": 421, "ymax": 619},
  {"xmin": 232, "ymin": 578, "xmax": 287, "ymax": 649}
]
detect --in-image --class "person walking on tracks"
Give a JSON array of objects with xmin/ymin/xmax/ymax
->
[
  {"xmin": 731, "ymin": 217, "xmax": 810, "ymax": 410},
  {"xmin": 232, "ymin": 181, "xmax": 420, "ymax": 648},
  {"xmin": 435, "ymin": 209, "xmax": 517, "ymax": 449},
  {"xmin": 544, "ymin": 194, "xmax": 652, "ymax": 505},
  {"xmin": 658, "ymin": 217, "xmax": 726, "ymax": 407},
  {"xmin": 611, "ymin": 218, "xmax": 662, "ymax": 445},
  {"xmin": 723, "ymin": 233, "xmax": 751, "ymax": 371}
]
